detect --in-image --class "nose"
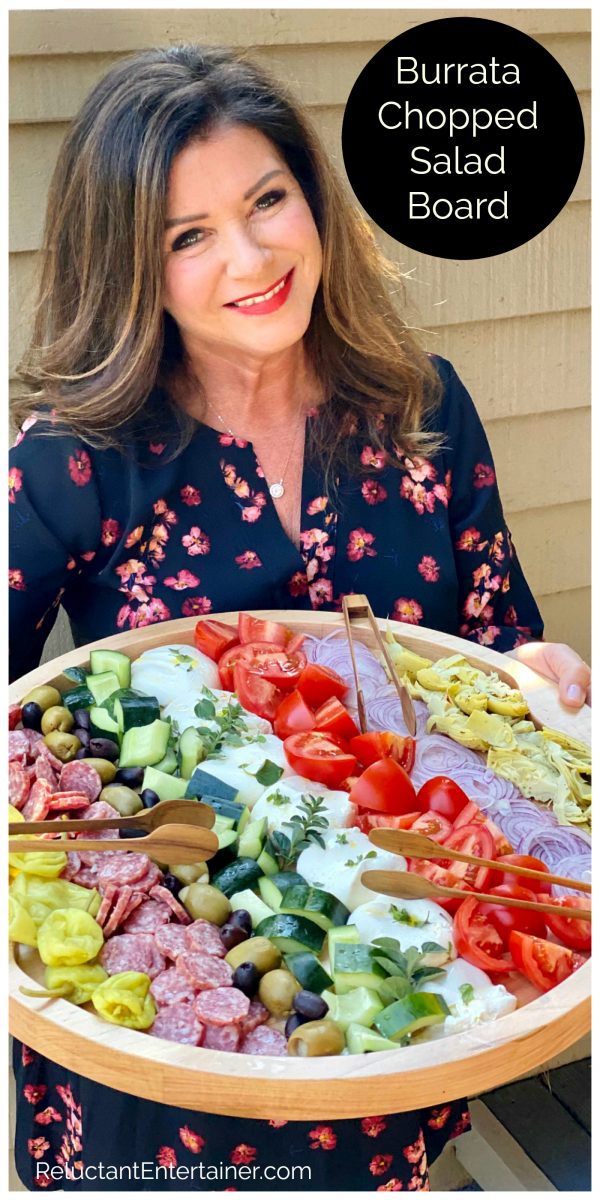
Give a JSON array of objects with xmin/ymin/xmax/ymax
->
[{"xmin": 221, "ymin": 220, "xmax": 274, "ymax": 283}]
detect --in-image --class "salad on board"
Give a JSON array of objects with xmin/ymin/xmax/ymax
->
[{"xmin": 9, "ymin": 613, "xmax": 591, "ymax": 1058}]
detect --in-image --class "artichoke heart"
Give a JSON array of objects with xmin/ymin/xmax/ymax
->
[
  {"xmin": 453, "ymin": 687, "xmax": 489, "ymax": 715},
  {"xmin": 465, "ymin": 711, "xmax": 517, "ymax": 750},
  {"xmin": 487, "ymin": 691, "xmax": 529, "ymax": 718},
  {"xmin": 426, "ymin": 712, "xmax": 488, "ymax": 751},
  {"xmin": 416, "ymin": 668, "xmax": 450, "ymax": 693}
]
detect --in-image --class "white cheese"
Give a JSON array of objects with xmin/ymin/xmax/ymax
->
[
  {"xmin": 351, "ymin": 897, "xmax": 455, "ymax": 964},
  {"xmin": 416, "ymin": 957, "xmax": 517, "ymax": 1037},
  {"xmin": 190, "ymin": 737, "xmax": 292, "ymax": 808},
  {"xmin": 252, "ymin": 778, "xmax": 356, "ymax": 834},
  {"xmin": 162, "ymin": 689, "xmax": 271, "ymax": 738},
  {"xmin": 297, "ymin": 827, "xmax": 406, "ymax": 910},
  {"xmin": 131, "ymin": 644, "xmax": 220, "ymax": 705}
]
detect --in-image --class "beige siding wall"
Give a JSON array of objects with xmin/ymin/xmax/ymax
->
[{"xmin": 9, "ymin": 9, "xmax": 590, "ymax": 664}]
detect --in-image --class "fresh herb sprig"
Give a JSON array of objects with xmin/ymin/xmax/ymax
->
[
  {"xmin": 266, "ymin": 794, "xmax": 329, "ymax": 871},
  {"xmin": 193, "ymin": 687, "xmax": 252, "ymax": 757},
  {"xmin": 370, "ymin": 937, "xmax": 447, "ymax": 1005}
]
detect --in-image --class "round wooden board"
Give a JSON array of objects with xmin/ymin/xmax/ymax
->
[{"xmin": 9, "ymin": 612, "xmax": 591, "ymax": 1119}]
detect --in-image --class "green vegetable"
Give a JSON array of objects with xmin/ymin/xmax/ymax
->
[
  {"xmin": 255, "ymin": 913, "xmax": 325, "ymax": 954},
  {"xmin": 265, "ymin": 794, "xmax": 329, "ymax": 871},
  {"xmin": 459, "ymin": 983, "xmax": 475, "ymax": 1005},
  {"xmin": 373, "ymin": 993, "xmax": 449, "ymax": 1041},
  {"xmin": 37, "ymin": 908, "xmax": 104, "ymax": 967},
  {"xmin": 89, "ymin": 649, "xmax": 132, "ymax": 689}
]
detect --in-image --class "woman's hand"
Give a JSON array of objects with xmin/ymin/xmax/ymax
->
[{"xmin": 507, "ymin": 642, "xmax": 591, "ymax": 708}]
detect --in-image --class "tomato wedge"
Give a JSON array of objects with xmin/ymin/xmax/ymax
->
[
  {"xmin": 314, "ymin": 697, "xmax": 360, "ymax": 742},
  {"xmin": 477, "ymin": 884, "xmax": 547, "ymax": 945},
  {"xmin": 284, "ymin": 731, "xmax": 357, "ymax": 789},
  {"xmin": 349, "ymin": 758, "xmax": 417, "ymax": 816},
  {"xmin": 232, "ymin": 663, "xmax": 284, "ymax": 722},
  {"xmin": 237, "ymin": 613, "xmax": 304, "ymax": 651},
  {"xmin": 452, "ymin": 802, "xmax": 513, "ymax": 856},
  {"xmin": 409, "ymin": 810, "xmax": 452, "ymax": 843},
  {"xmin": 296, "ymin": 663, "xmax": 348, "ymax": 707},
  {"xmin": 488, "ymin": 853, "xmax": 552, "ymax": 893},
  {"xmin": 273, "ymin": 690, "xmax": 316, "ymax": 740},
  {"xmin": 219, "ymin": 641, "xmax": 306, "ymax": 691},
  {"xmin": 454, "ymin": 896, "xmax": 513, "ymax": 973},
  {"xmin": 543, "ymin": 896, "xmax": 591, "ymax": 952},
  {"xmin": 356, "ymin": 811, "xmax": 421, "ymax": 834},
  {"xmin": 416, "ymin": 776, "xmax": 469, "ymax": 822},
  {"xmin": 509, "ymin": 931, "xmax": 576, "ymax": 992},
  {"xmin": 194, "ymin": 618, "xmax": 239, "ymax": 662},
  {"xmin": 350, "ymin": 732, "xmax": 416, "ymax": 773},
  {"xmin": 441, "ymin": 823, "xmax": 495, "ymax": 890},
  {"xmin": 409, "ymin": 860, "xmax": 474, "ymax": 914}
]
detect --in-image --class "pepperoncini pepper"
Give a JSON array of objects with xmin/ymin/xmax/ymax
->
[
  {"xmin": 9, "ymin": 875, "xmax": 101, "ymax": 929},
  {"xmin": 8, "ymin": 848, "xmax": 68, "ymax": 878},
  {"xmin": 9, "ymin": 896, "xmax": 38, "ymax": 947},
  {"xmin": 37, "ymin": 908, "xmax": 104, "ymax": 967},
  {"xmin": 20, "ymin": 963, "xmax": 109, "ymax": 1005},
  {"xmin": 91, "ymin": 971, "xmax": 156, "ymax": 1030}
]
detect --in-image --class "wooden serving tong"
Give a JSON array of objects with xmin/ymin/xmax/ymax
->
[
  {"xmin": 8, "ymin": 799, "xmax": 216, "ymax": 837},
  {"xmin": 342, "ymin": 594, "xmax": 417, "ymax": 736},
  {"xmin": 9, "ymin": 822, "xmax": 219, "ymax": 867}
]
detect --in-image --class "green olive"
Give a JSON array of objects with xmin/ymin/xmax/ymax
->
[
  {"xmin": 287, "ymin": 1019, "xmax": 345, "ymax": 1057},
  {"xmin": 21, "ymin": 685, "xmax": 62, "ymax": 713},
  {"xmin": 179, "ymin": 883, "xmax": 231, "ymax": 925},
  {"xmin": 41, "ymin": 705, "xmax": 75, "ymax": 735},
  {"xmin": 225, "ymin": 936, "xmax": 281, "ymax": 975},
  {"xmin": 168, "ymin": 862, "xmax": 209, "ymax": 886},
  {"xmin": 43, "ymin": 730, "xmax": 82, "ymax": 763},
  {"xmin": 258, "ymin": 969, "xmax": 300, "ymax": 1017},
  {"xmin": 99, "ymin": 785, "xmax": 143, "ymax": 816},
  {"xmin": 84, "ymin": 759, "xmax": 117, "ymax": 785}
]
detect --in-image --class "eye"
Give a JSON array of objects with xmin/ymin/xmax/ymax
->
[
  {"xmin": 253, "ymin": 188, "xmax": 287, "ymax": 211},
  {"xmin": 171, "ymin": 227, "xmax": 206, "ymax": 252}
]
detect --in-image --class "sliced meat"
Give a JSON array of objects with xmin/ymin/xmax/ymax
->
[
  {"xmin": 99, "ymin": 933, "xmax": 165, "ymax": 980},
  {"xmin": 149, "ymin": 884, "xmax": 191, "ymax": 925},
  {"xmin": 132, "ymin": 863, "xmax": 163, "ymax": 894},
  {"xmin": 59, "ymin": 760, "xmax": 102, "ymax": 802},
  {"xmin": 9, "ymin": 761, "xmax": 31, "ymax": 810},
  {"xmin": 70, "ymin": 863, "xmax": 103, "ymax": 889},
  {"xmin": 122, "ymin": 899, "xmax": 172, "ymax": 934},
  {"xmin": 177, "ymin": 953, "xmax": 233, "ymax": 991},
  {"xmin": 9, "ymin": 730, "xmax": 34, "ymax": 761},
  {"xmin": 239, "ymin": 1025, "xmax": 288, "ymax": 1056},
  {"xmin": 155, "ymin": 924, "xmax": 189, "ymax": 962},
  {"xmin": 48, "ymin": 792, "xmax": 90, "ymax": 812},
  {"xmin": 239, "ymin": 999, "xmax": 270, "ymax": 1038},
  {"xmin": 80, "ymin": 801, "xmax": 120, "ymax": 821},
  {"xmin": 62, "ymin": 851, "xmax": 83, "ymax": 881},
  {"xmin": 103, "ymin": 887, "xmax": 136, "ymax": 938},
  {"xmin": 184, "ymin": 919, "xmax": 226, "ymax": 958},
  {"xmin": 96, "ymin": 884, "xmax": 118, "ymax": 929},
  {"xmin": 202, "ymin": 1023, "xmax": 241, "ymax": 1053},
  {"xmin": 193, "ymin": 987, "xmax": 250, "ymax": 1028},
  {"xmin": 21, "ymin": 778, "xmax": 53, "ymax": 821},
  {"xmin": 97, "ymin": 853, "xmax": 151, "ymax": 887},
  {"xmin": 150, "ymin": 1003, "xmax": 204, "ymax": 1046},
  {"xmin": 33, "ymin": 741, "xmax": 63, "ymax": 770},
  {"xmin": 150, "ymin": 967, "xmax": 197, "ymax": 1007},
  {"xmin": 33, "ymin": 756, "xmax": 60, "ymax": 788}
]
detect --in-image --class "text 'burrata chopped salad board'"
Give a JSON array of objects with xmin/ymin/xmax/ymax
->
[{"xmin": 9, "ymin": 614, "xmax": 591, "ymax": 1059}]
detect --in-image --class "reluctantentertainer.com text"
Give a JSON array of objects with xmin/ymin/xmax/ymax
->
[{"xmin": 37, "ymin": 1161, "xmax": 312, "ymax": 1183}]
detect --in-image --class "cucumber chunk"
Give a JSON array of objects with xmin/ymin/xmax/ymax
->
[
  {"xmin": 179, "ymin": 727, "xmax": 207, "ymax": 779},
  {"xmin": 279, "ymin": 884, "xmax": 350, "ymax": 932},
  {"xmin": 153, "ymin": 746, "xmax": 178, "ymax": 776},
  {"xmin": 258, "ymin": 876, "xmax": 283, "ymax": 911},
  {"xmin": 238, "ymin": 816, "xmax": 268, "ymax": 860},
  {"xmin": 141, "ymin": 766, "xmax": 188, "ymax": 803},
  {"xmin": 332, "ymin": 943, "xmax": 387, "ymax": 995},
  {"xmin": 211, "ymin": 857, "xmax": 263, "ymax": 898},
  {"xmin": 256, "ymin": 848, "xmax": 279, "ymax": 876},
  {"xmin": 284, "ymin": 952, "xmax": 333, "ymax": 994},
  {"xmin": 345, "ymin": 1023, "xmax": 400, "ymax": 1054},
  {"xmin": 63, "ymin": 686, "xmax": 95, "ymax": 714},
  {"xmin": 86, "ymin": 671, "xmax": 121, "ymax": 706},
  {"xmin": 186, "ymin": 769, "xmax": 240, "ymax": 805},
  {"xmin": 229, "ymin": 888, "xmax": 275, "ymax": 929},
  {"xmin": 373, "ymin": 993, "xmax": 450, "ymax": 1041},
  {"xmin": 89, "ymin": 649, "xmax": 132, "ymax": 689},
  {"xmin": 323, "ymin": 986, "xmax": 384, "ymax": 1030},
  {"xmin": 113, "ymin": 694, "xmax": 160, "ymax": 732},
  {"xmin": 89, "ymin": 706, "xmax": 121, "ymax": 745},
  {"xmin": 327, "ymin": 923, "xmax": 360, "ymax": 965},
  {"xmin": 119, "ymin": 719, "xmax": 171, "ymax": 768},
  {"xmin": 255, "ymin": 914, "xmax": 325, "ymax": 954}
]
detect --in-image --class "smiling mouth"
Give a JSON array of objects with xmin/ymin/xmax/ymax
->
[{"xmin": 226, "ymin": 270, "xmax": 293, "ymax": 308}]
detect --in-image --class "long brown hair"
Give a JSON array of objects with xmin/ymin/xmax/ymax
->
[{"xmin": 13, "ymin": 44, "xmax": 443, "ymax": 477}]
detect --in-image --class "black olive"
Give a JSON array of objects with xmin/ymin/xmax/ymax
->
[
  {"xmin": 228, "ymin": 909, "xmax": 253, "ymax": 934},
  {"xmin": 21, "ymin": 702, "xmax": 43, "ymax": 731},
  {"xmin": 162, "ymin": 872, "xmax": 182, "ymax": 897},
  {"xmin": 89, "ymin": 737, "xmax": 119, "ymax": 762},
  {"xmin": 72, "ymin": 709, "xmax": 91, "ymax": 730},
  {"xmin": 285, "ymin": 1013, "xmax": 306, "ymax": 1038},
  {"xmin": 292, "ymin": 991, "xmax": 329, "ymax": 1021},
  {"xmin": 232, "ymin": 962, "xmax": 260, "ymax": 997},
  {"xmin": 73, "ymin": 727, "xmax": 90, "ymax": 750},
  {"xmin": 114, "ymin": 766, "xmax": 145, "ymax": 789},
  {"xmin": 75, "ymin": 747, "xmax": 91, "ymax": 759},
  {"xmin": 220, "ymin": 922, "xmax": 249, "ymax": 951},
  {"xmin": 119, "ymin": 828, "xmax": 146, "ymax": 839},
  {"xmin": 141, "ymin": 788, "xmax": 161, "ymax": 809}
]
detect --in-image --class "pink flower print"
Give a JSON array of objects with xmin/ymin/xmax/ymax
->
[
  {"xmin": 361, "ymin": 480, "xmax": 388, "ymax": 505},
  {"xmin": 234, "ymin": 478, "xmax": 251, "ymax": 500},
  {"xmin": 149, "ymin": 442, "xmax": 166, "ymax": 456},
  {"xmin": 242, "ymin": 505, "xmax": 263, "ymax": 523},
  {"xmin": 370, "ymin": 1154, "xmax": 394, "ymax": 1176},
  {"xmin": 393, "ymin": 598, "xmax": 423, "ymax": 625},
  {"xmin": 308, "ymin": 1125, "xmax": 337, "ymax": 1151},
  {"xmin": 306, "ymin": 558, "xmax": 320, "ymax": 583},
  {"xmin": 13, "ymin": 415, "xmax": 38, "ymax": 446},
  {"xmin": 361, "ymin": 1117, "xmax": 388, "ymax": 1138},
  {"xmin": 309, "ymin": 579, "xmax": 333, "ymax": 607},
  {"xmin": 473, "ymin": 626, "xmax": 501, "ymax": 646},
  {"xmin": 462, "ymin": 591, "xmax": 489, "ymax": 619},
  {"xmin": 182, "ymin": 527, "xmax": 211, "ymax": 556},
  {"xmin": 68, "ymin": 450, "xmax": 92, "ymax": 487},
  {"xmin": 235, "ymin": 551, "xmax": 263, "ymax": 569},
  {"xmin": 377, "ymin": 1179, "xmax": 403, "ymax": 1191},
  {"xmin": 360, "ymin": 445, "xmax": 387, "ymax": 470},
  {"xmin": 163, "ymin": 570, "xmax": 200, "ymax": 590},
  {"xmin": 230, "ymin": 1144, "xmax": 257, "ymax": 1165},
  {"xmin": 405, "ymin": 455, "xmax": 437, "ymax": 483},
  {"xmin": 316, "ymin": 542, "xmax": 335, "ymax": 564},
  {"xmin": 256, "ymin": 465, "xmax": 265, "ymax": 478},
  {"xmin": 179, "ymin": 1125, "xmax": 205, "ymax": 1153},
  {"xmin": 101, "ymin": 518, "xmax": 121, "ymax": 547},
  {"xmin": 23, "ymin": 1085, "xmax": 47, "ymax": 1105},
  {"xmin": 473, "ymin": 462, "xmax": 496, "ymax": 488},
  {"xmin": 347, "ymin": 527, "xmax": 377, "ymax": 562},
  {"xmin": 125, "ymin": 525, "xmax": 144, "ymax": 548},
  {"xmin": 300, "ymin": 528, "xmax": 324, "ymax": 551},
  {"xmin": 34, "ymin": 1107, "xmax": 63, "ymax": 1125},
  {"xmin": 219, "ymin": 434, "xmax": 248, "ymax": 449},
  {"xmin": 67, "ymin": 557, "xmax": 76, "ymax": 570},
  {"xmin": 181, "ymin": 596, "xmax": 212, "ymax": 617},
  {"xmin": 9, "ymin": 568, "xmax": 26, "ymax": 591},
  {"xmin": 27, "ymin": 1137, "xmax": 50, "ymax": 1160},
  {"xmin": 411, "ymin": 484, "xmax": 436, "ymax": 515},
  {"xmin": 432, "ymin": 482, "xmax": 449, "ymax": 507},
  {"xmin": 490, "ymin": 531, "xmax": 506, "ymax": 563},
  {"xmin": 21, "ymin": 1045, "xmax": 36, "ymax": 1066},
  {"xmin": 80, "ymin": 550, "xmax": 96, "ymax": 562},
  {"xmin": 117, "ymin": 604, "xmax": 134, "ymax": 629},
  {"xmin": 445, "ymin": 469, "xmax": 452, "ymax": 498},
  {"xmin": 9, "ymin": 466, "xmax": 23, "ymax": 503},
  {"xmin": 115, "ymin": 559, "xmax": 156, "ymax": 593},
  {"xmin": 153, "ymin": 499, "xmax": 178, "ymax": 524},
  {"xmin": 473, "ymin": 563, "xmax": 492, "ymax": 589},
  {"xmin": 268, "ymin": 1119, "xmax": 289, "ymax": 1128},
  {"xmin": 35, "ymin": 1173, "xmax": 52, "ymax": 1188},
  {"xmin": 157, "ymin": 1146, "xmax": 177, "ymax": 1169},
  {"xmin": 307, "ymin": 495, "xmax": 328, "ymax": 515},
  {"xmin": 427, "ymin": 1106, "xmax": 452, "ymax": 1130},
  {"xmin": 403, "ymin": 1133, "xmax": 426, "ymax": 1165},
  {"xmin": 418, "ymin": 555, "xmax": 440, "ymax": 583},
  {"xmin": 180, "ymin": 485, "xmax": 202, "ymax": 506},
  {"xmin": 134, "ymin": 598, "xmax": 171, "ymax": 627},
  {"xmin": 456, "ymin": 527, "xmax": 483, "ymax": 552},
  {"xmin": 504, "ymin": 605, "xmax": 518, "ymax": 626},
  {"xmin": 288, "ymin": 570, "xmax": 309, "ymax": 596}
]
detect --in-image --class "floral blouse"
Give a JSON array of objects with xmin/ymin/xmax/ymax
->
[{"xmin": 9, "ymin": 356, "xmax": 543, "ymax": 681}]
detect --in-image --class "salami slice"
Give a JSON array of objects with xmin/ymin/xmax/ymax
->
[
  {"xmin": 120, "ymin": 892, "xmax": 144, "ymax": 925},
  {"xmin": 48, "ymin": 792, "xmax": 90, "ymax": 811},
  {"xmin": 239, "ymin": 1025, "xmax": 288, "ymax": 1056},
  {"xmin": 81, "ymin": 801, "xmax": 120, "ymax": 822},
  {"xmin": 59, "ymin": 760, "xmax": 102, "ymax": 802},
  {"xmin": 123, "ymin": 900, "xmax": 172, "ymax": 934},
  {"xmin": 32, "ymin": 738, "xmax": 60, "ymax": 767},
  {"xmin": 21, "ymin": 778, "xmax": 53, "ymax": 822},
  {"xmin": 98, "ymin": 853, "xmax": 150, "ymax": 887},
  {"xmin": 193, "ymin": 987, "xmax": 250, "ymax": 1028},
  {"xmin": 62, "ymin": 851, "xmax": 83, "ymax": 881},
  {"xmin": 239, "ymin": 999, "xmax": 270, "ymax": 1038},
  {"xmin": 202, "ymin": 1023, "xmax": 241, "ymax": 1053},
  {"xmin": 184, "ymin": 919, "xmax": 226, "ymax": 958},
  {"xmin": 150, "ymin": 967, "xmax": 197, "ymax": 1007},
  {"xmin": 9, "ymin": 761, "xmax": 31, "ymax": 810},
  {"xmin": 34, "ymin": 756, "xmax": 60, "ymax": 788},
  {"xmin": 9, "ymin": 704, "xmax": 23, "ymax": 731},
  {"xmin": 96, "ymin": 884, "xmax": 118, "ymax": 929},
  {"xmin": 177, "ymin": 953, "xmax": 233, "ymax": 991},
  {"xmin": 155, "ymin": 924, "xmax": 189, "ymax": 962},
  {"xmin": 150, "ymin": 1003, "xmax": 204, "ymax": 1046},
  {"xmin": 100, "ymin": 933, "xmax": 165, "ymax": 980},
  {"xmin": 149, "ymin": 884, "xmax": 192, "ymax": 925},
  {"xmin": 131, "ymin": 863, "xmax": 163, "ymax": 894},
  {"xmin": 71, "ymin": 863, "xmax": 103, "ymax": 889},
  {"xmin": 103, "ymin": 886, "xmax": 136, "ymax": 938},
  {"xmin": 9, "ymin": 731, "xmax": 32, "ymax": 761}
]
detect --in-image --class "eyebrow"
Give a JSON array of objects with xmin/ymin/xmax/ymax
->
[{"xmin": 164, "ymin": 169, "xmax": 288, "ymax": 230}]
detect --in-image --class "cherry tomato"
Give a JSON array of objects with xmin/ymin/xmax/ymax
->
[
  {"xmin": 314, "ymin": 697, "xmax": 360, "ymax": 742},
  {"xmin": 193, "ymin": 618, "xmax": 239, "ymax": 662},
  {"xmin": 452, "ymin": 802, "xmax": 513, "ymax": 855},
  {"xmin": 349, "ymin": 758, "xmax": 417, "ymax": 816},
  {"xmin": 219, "ymin": 642, "xmax": 306, "ymax": 692},
  {"xmin": 273, "ymin": 690, "xmax": 316, "ymax": 740},
  {"xmin": 356, "ymin": 810, "xmax": 421, "ymax": 834},
  {"xmin": 477, "ymin": 884, "xmax": 547, "ymax": 946},
  {"xmin": 454, "ymin": 896, "xmax": 513, "ymax": 973},
  {"xmin": 232, "ymin": 663, "xmax": 284, "ymax": 723},
  {"xmin": 488, "ymin": 853, "xmax": 552, "ymax": 893},
  {"xmin": 284, "ymin": 731, "xmax": 357, "ymax": 789},
  {"xmin": 296, "ymin": 663, "xmax": 348, "ymax": 708},
  {"xmin": 543, "ymin": 896, "xmax": 591, "ymax": 952},
  {"xmin": 237, "ymin": 613, "xmax": 304, "ymax": 651},
  {"xmin": 416, "ymin": 776, "xmax": 470, "ymax": 823},
  {"xmin": 409, "ymin": 860, "xmax": 474, "ymax": 914},
  {"xmin": 409, "ymin": 810, "xmax": 452, "ymax": 843},
  {"xmin": 509, "ymin": 931, "xmax": 575, "ymax": 992},
  {"xmin": 441, "ymin": 823, "xmax": 495, "ymax": 890},
  {"xmin": 350, "ymin": 732, "xmax": 416, "ymax": 773}
]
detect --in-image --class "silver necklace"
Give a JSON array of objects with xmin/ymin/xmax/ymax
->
[{"xmin": 207, "ymin": 403, "xmax": 305, "ymax": 500}]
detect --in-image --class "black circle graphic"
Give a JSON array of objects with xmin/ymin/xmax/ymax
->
[{"xmin": 341, "ymin": 17, "xmax": 585, "ymax": 259}]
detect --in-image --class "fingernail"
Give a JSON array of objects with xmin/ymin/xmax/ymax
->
[{"xmin": 566, "ymin": 684, "xmax": 584, "ymax": 704}]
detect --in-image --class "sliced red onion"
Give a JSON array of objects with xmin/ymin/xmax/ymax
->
[
  {"xmin": 364, "ymin": 688, "xmax": 430, "ymax": 738},
  {"xmin": 520, "ymin": 826, "xmax": 592, "ymax": 868},
  {"xmin": 550, "ymin": 854, "xmax": 592, "ymax": 898},
  {"xmin": 309, "ymin": 632, "xmax": 389, "ymax": 704}
]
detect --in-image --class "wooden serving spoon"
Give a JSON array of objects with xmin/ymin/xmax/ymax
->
[
  {"xmin": 361, "ymin": 869, "xmax": 592, "ymax": 921},
  {"xmin": 9, "ymin": 822, "xmax": 219, "ymax": 866},
  {"xmin": 8, "ymin": 798, "xmax": 216, "ymax": 838},
  {"xmin": 368, "ymin": 827, "xmax": 592, "ymax": 894}
]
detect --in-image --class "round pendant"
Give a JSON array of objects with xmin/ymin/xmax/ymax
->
[{"xmin": 269, "ymin": 482, "xmax": 284, "ymax": 499}]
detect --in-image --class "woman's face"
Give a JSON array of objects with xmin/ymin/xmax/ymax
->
[{"xmin": 162, "ymin": 125, "xmax": 323, "ymax": 367}]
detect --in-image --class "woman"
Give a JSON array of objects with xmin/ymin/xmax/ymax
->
[{"xmin": 10, "ymin": 45, "xmax": 589, "ymax": 1192}]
